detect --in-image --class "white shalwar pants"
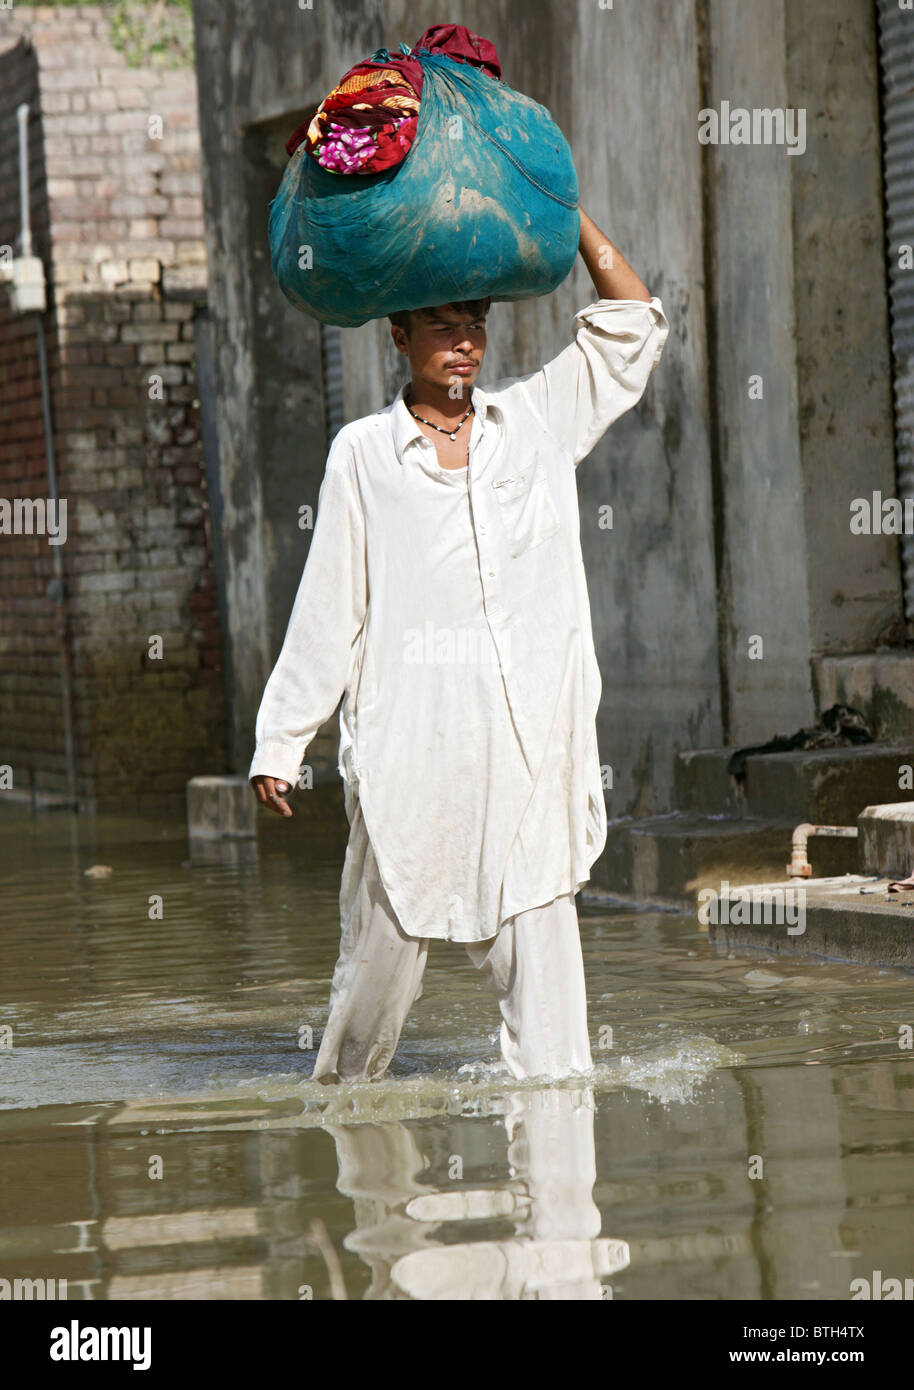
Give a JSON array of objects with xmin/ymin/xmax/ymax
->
[{"xmin": 311, "ymin": 803, "xmax": 593, "ymax": 1084}]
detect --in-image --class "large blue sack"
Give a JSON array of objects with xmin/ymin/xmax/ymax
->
[{"xmin": 269, "ymin": 43, "xmax": 580, "ymax": 328}]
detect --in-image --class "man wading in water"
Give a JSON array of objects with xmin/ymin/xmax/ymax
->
[{"xmin": 249, "ymin": 207, "xmax": 669, "ymax": 1084}]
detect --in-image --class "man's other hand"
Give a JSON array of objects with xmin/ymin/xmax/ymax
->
[{"xmin": 251, "ymin": 775, "xmax": 293, "ymax": 817}]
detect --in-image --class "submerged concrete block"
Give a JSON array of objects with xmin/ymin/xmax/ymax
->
[
  {"xmin": 709, "ymin": 876, "xmax": 914, "ymax": 970},
  {"xmin": 186, "ymin": 774, "xmax": 257, "ymax": 839},
  {"xmin": 858, "ymin": 801, "xmax": 914, "ymax": 878}
]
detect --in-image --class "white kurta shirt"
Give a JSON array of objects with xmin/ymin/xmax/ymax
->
[{"xmin": 249, "ymin": 296, "xmax": 670, "ymax": 941}]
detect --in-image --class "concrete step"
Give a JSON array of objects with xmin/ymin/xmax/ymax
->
[
  {"xmin": 858, "ymin": 801, "xmax": 914, "ymax": 878},
  {"xmin": 674, "ymin": 744, "xmax": 910, "ymax": 823},
  {"xmin": 592, "ymin": 813, "xmax": 857, "ymax": 909},
  {"xmin": 707, "ymin": 875, "xmax": 914, "ymax": 969},
  {"xmin": 814, "ymin": 652, "xmax": 914, "ymax": 745}
]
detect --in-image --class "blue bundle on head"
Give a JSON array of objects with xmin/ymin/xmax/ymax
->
[{"xmin": 269, "ymin": 25, "xmax": 580, "ymax": 327}]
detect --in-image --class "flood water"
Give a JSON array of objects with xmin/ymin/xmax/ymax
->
[{"xmin": 1, "ymin": 797, "xmax": 913, "ymax": 1302}]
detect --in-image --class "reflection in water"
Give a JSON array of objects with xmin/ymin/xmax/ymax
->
[
  {"xmin": 329, "ymin": 1087, "xmax": 623, "ymax": 1300},
  {"xmin": 0, "ymin": 803, "xmax": 913, "ymax": 1300}
]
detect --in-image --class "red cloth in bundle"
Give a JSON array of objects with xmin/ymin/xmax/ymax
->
[
  {"xmin": 358, "ymin": 116, "xmax": 419, "ymax": 173},
  {"xmin": 412, "ymin": 24, "xmax": 501, "ymax": 78},
  {"xmin": 286, "ymin": 67, "xmax": 422, "ymax": 159},
  {"xmin": 285, "ymin": 24, "xmax": 502, "ymax": 159},
  {"xmin": 320, "ymin": 85, "xmax": 415, "ymax": 119}
]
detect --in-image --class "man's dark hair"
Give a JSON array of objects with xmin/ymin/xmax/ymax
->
[{"xmin": 388, "ymin": 297, "xmax": 491, "ymax": 338}]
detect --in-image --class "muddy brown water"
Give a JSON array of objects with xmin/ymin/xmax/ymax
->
[{"xmin": 1, "ymin": 801, "xmax": 912, "ymax": 1301}]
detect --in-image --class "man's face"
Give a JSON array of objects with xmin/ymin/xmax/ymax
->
[{"xmin": 391, "ymin": 306, "xmax": 487, "ymax": 396}]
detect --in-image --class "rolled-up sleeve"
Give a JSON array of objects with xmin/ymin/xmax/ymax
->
[
  {"xmin": 518, "ymin": 296, "xmax": 670, "ymax": 466},
  {"xmin": 247, "ymin": 441, "xmax": 368, "ymax": 788}
]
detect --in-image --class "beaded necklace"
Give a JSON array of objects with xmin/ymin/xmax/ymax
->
[{"xmin": 405, "ymin": 384, "xmax": 474, "ymax": 442}]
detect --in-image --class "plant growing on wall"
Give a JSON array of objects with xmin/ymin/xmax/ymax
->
[
  {"xmin": 107, "ymin": 0, "xmax": 194, "ymax": 69},
  {"xmin": 13, "ymin": 0, "xmax": 195, "ymax": 68}
]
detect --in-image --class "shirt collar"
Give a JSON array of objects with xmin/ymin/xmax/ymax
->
[{"xmin": 390, "ymin": 382, "xmax": 489, "ymax": 464}]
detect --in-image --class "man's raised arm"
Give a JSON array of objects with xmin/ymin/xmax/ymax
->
[
  {"xmin": 577, "ymin": 206, "xmax": 652, "ymax": 302},
  {"xmin": 513, "ymin": 206, "xmax": 669, "ymax": 465}
]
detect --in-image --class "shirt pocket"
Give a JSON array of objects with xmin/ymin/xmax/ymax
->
[{"xmin": 491, "ymin": 461, "xmax": 560, "ymax": 557}]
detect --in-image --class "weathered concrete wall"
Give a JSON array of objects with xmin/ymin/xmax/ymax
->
[
  {"xmin": 703, "ymin": 0, "xmax": 816, "ymax": 743},
  {"xmin": 192, "ymin": 0, "xmax": 721, "ymax": 813},
  {"xmin": 786, "ymin": 0, "xmax": 902, "ymax": 656},
  {"xmin": 703, "ymin": 0, "xmax": 902, "ymax": 744}
]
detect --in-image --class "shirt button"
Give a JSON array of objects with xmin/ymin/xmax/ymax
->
[{"xmin": 487, "ymin": 570, "xmax": 495, "ymax": 578}]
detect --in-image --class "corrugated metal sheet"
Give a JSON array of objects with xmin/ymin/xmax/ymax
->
[
  {"xmin": 320, "ymin": 322, "xmax": 345, "ymax": 449},
  {"xmin": 877, "ymin": 0, "xmax": 914, "ymax": 617}
]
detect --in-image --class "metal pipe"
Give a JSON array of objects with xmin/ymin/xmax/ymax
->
[
  {"xmin": 787, "ymin": 823, "xmax": 858, "ymax": 879},
  {"xmin": 17, "ymin": 102, "xmax": 32, "ymax": 258}
]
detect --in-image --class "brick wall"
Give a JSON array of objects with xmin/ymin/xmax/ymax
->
[
  {"xmin": 0, "ymin": 38, "xmax": 66, "ymax": 801},
  {"xmin": 0, "ymin": 5, "xmax": 227, "ymax": 813}
]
